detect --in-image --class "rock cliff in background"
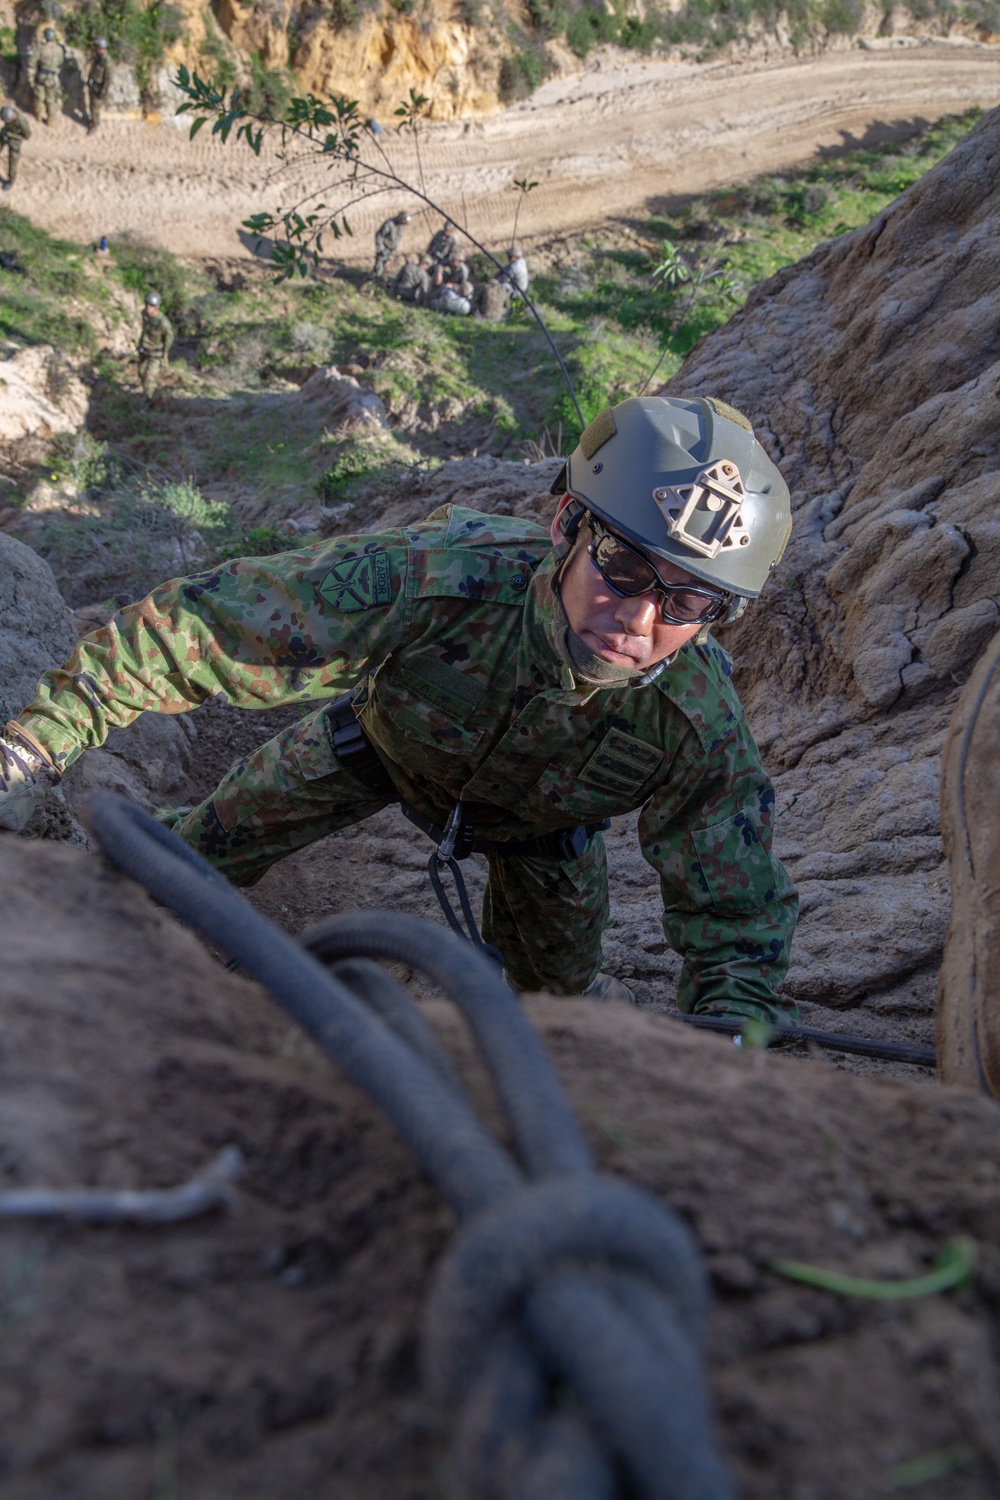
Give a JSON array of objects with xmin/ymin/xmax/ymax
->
[{"xmin": 661, "ymin": 104, "xmax": 1000, "ymax": 1022}]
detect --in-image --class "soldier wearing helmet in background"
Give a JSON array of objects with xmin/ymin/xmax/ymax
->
[
  {"xmin": 391, "ymin": 253, "xmax": 433, "ymax": 305},
  {"xmin": 86, "ymin": 37, "xmax": 111, "ymax": 133},
  {"xmin": 0, "ymin": 105, "xmax": 30, "ymax": 192},
  {"xmin": 136, "ymin": 291, "xmax": 174, "ymax": 403},
  {"xmin": 32, "ymin": 26, "xmax": 66, "ymax": 124},
  {"xmin": 372, "ymin": 211, "xmax": 411, "ymax": 279},
  {"xmin": 427, "ymin": 219, "xmax": 460, "ymax": 267},
  {"xmin": 499, "ymin": 243, "xmax": 529, "ymax": 297},
  {"xmin": 0, "ymin": 396, "xmax": 798, "ymax": 1024}
]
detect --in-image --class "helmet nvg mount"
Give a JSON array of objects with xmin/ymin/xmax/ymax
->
[{"xmin": 560, "ymin": 395, "xmax": 792, "ymax": 622}]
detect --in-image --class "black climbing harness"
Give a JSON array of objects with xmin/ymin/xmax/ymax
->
[{"xmin": 324, "ymin": 692, "xmax": 609, "ymax": 957}]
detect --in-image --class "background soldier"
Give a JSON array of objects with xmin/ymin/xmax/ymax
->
[
  {"xmin": 443, "ymin": 246, "xmax": 473, "ymax": 298},
  {"xmin": 137, "ymin": 291, "xmax": 174, "ymax": 404},
  {"xmin": 0, "ymin": 105, "xmax": 30, "ymax": 192},
  {"xmin": 427, "ymin": 219, "xmax": 460, "ymax": 266},
  {"xmin": 473, "ymin": 276, "xmax": 512, "ymax": 321},
  {"xmin": 500, "ymin": 243, "xmax": 530, "ymax": 296},
  {"xmin": 372, "ymin": 211, "xmax": 411, "ymax": 279},
  {"xmin": 429, "ymin": 278, "xmax": 472, "ymax": 316},
  {"xmin": 391, "ymin": 254, "xmax": 432, "ymax": 305},
  {"xmin": 33, "ymin": 27, "xmax": 66, "ymax": 125},
  {"xmin": 86, "ymin": 38, "xmax": 111, "ymax": 134}
]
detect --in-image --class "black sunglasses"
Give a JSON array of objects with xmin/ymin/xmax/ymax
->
[{"xmin": 587, "ymin": 520, "xmax": 730, "ymax": 625}]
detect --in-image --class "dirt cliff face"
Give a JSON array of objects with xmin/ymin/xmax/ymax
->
[
  {"xmin": 0, "ymin": 835, "xmax": 998, "ymax": 1499},
  {"xmin": 663, "ymin": 104, "xmax": 1000, "ymax": 1023},
  {"xmin": 165, "ymin": 0, "xmax": 507, "ymax": 119}
]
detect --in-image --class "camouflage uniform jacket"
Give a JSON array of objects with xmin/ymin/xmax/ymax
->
[
  {"xmin": 374, "ymin": 218, "xmax": 404, "ymax": 256},
  {"xmin": 392, "ymin": 261, "xmax": 430, "ymax": 302},
  {"xmin": 0, "ymin": 112, "xmax": 31, "ymax": 149},
  {"xmin": 138, "ymin": 312, "xmax": 174, "ymax": 358},
  {"xmin": 428, "ymin": 228, "xmax": 459, "ymax": 264},
  {"xmin": 87, "ymin": 52, "xmax": 111, "ymax": 95},
  {"xmin": 34, "ymin": 39, "xmax": 66, "ymax": 79},
  {"xmin": 11, "ymin": 506, "xmax": 798, "ymax": 1017}
]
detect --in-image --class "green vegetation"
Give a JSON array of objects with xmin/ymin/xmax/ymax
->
[
  {"xmin": 0, "ymin": 109, "xmax": 982, "ymax": 605},
  {"xmin": 63, "ymin": 0, "xmax": 183, "ymax": 103},
  {"xmin": 532, "ymin": 108, "xmax": 984, "ymax": 402}
]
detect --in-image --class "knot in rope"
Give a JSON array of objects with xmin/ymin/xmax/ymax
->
[{"xmin": 86, "ymin": 794, "xmax": 733, "ymax": 1500}]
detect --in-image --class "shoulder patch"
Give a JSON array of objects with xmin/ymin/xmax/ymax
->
[
  {"xmin": 654, "ymin": 638, "xmax": 743, "ymax": 755},
  {"xmin": 316, "ymin": 549, "xmax": 394, "ymax": 612}
]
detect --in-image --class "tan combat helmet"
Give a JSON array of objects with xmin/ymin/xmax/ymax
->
[{"xmin": 560, "ymin": 395, "xmax": 792, "ymax": 621}]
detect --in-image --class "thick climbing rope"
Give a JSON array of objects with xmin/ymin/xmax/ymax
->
[
  {"xmin": 86, "ymin": 792, "xmax": 733, "ymax": 1500},
  {"xmin": 677, "ymin": 1014, "xmax": 937, "ymax": 1068}
]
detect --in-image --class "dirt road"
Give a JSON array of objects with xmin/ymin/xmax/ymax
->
[{"xmin": 17, "ymin": 43, "xmax": 1000, "ymax": 258}]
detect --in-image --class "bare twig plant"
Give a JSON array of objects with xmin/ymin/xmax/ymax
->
[{"xmin": 174, "ymin": 69, "xmax": 584, "ymax": 428}]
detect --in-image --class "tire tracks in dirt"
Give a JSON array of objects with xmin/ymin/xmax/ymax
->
[{"xmin": 13, "ymin": 44, "xmax": 1000, "ymax": 258}]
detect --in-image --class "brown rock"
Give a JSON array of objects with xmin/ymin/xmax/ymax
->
[{"xmin": 658, "ymin": 105, "xmax": 1000, "ymax": 1031}]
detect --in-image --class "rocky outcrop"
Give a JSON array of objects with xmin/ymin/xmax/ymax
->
[
  {"xmin": 0, "ymin": 344, "xmax": 88, "ymax": 443},
  {"xmin": 659, "ymin": 104, "xmax": 1000, "ymax": 1025},
  {"xmin": 0, "ymin": 533, "xmax": 77, "ymax": 726}
]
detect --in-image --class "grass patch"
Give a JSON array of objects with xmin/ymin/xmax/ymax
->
[{"xmin": 1, "ymin": 107, "xmax": 983, "ymax": 609}]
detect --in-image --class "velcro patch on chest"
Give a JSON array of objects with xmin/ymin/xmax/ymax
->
[
  {"xmin": 393, "ymin": 653, "xmax": 486, "ymax": 719},
  {"xmin": 579, "ymin": 728, "xmax": 662, "ymax": 797},
  {"xmin": 316, "ymin": 550, "xmax": 394, "ymax": 611}
]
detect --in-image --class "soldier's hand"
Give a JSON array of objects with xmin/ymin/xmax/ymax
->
[{"xmin": 0, "ymin": 734, "xmax": 57, "ymax": 832}]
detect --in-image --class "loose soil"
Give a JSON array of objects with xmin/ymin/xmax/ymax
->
[
  {"xmin": 1, "ymin": 838, "xmax": 999, "ymax": 1500},
  {"xmin": 15, "ymin": 47, "xmax": 1000, "ymax": 260}
]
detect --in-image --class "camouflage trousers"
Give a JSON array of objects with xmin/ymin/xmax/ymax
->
[
  {"xmin": 87, "ymin": 89, "xmax": 104, "ymax": 129},
  {"xmin": 138, "ymin": 354, "xmax": 163, "ymax": 401},
  {"xmin": 5, "ymin": 143, "xmax": 20, "ymax": 186},
  {"xmin": 34, "ymin": 80, "xmax": 61, "ymax": 122},
  {"xmin": 167, "ymin": 704, "xmax": 609, "ymax": 995}
]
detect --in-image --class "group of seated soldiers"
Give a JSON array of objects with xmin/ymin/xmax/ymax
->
[{"xmin": 373, "ymin": 215, "xmax": 529, "ymax": 322}]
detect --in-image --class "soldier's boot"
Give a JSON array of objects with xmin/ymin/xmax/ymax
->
[
  {"xmin": 936, "ymin": 626, "xmax": 1000, "ymax": 1099},
  {"xmin": 582, "ymin": 972, "xmax": 637, "ymax": 1005}
]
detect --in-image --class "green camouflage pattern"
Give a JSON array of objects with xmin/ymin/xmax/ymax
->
[
  {"xmin": 1, "ymin": 110, "xmax": 30, "ymax": 184},
  {"xmin": 137, "ymin": 311, "xmax": 174, "ymax": 399},
  {"xmin": 10, "ymin": 506, "xmax": 798, "ymax": 1018},
  {"xmin": 33, "ymin": 39, "xmax": 65, "ymax": 120},
  {"xmin": 392, "ymin": 261, "xmax": 430, "ymax": 305},
  {"xmin": 87, "ymin": 51, "xmax": 111, "ymax": 128},
  {"xmin": 373, "ymin": 217, "xmax": 404, "ymax": 277}
]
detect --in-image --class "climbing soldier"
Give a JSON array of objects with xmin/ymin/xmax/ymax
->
[
  {"xmin": 32, "ymin": 27, "xmax": 66, "ymax": 125},
  {"xmin": 372, "ymin": 211, "xmax": 411, "ymax": 279},
  {"xmin": 0, "ymin": 105, "xmax": 30, "ymax": 192},
  {"xmin": 136, "ymin": 291, "xmax": 174, "ymax": 404},
  {"xmin": 86, "ymin": 37, "xmax": 111, "ymax": 133},
  {"xmin": 0, "ymin": 396, "xmax": 799, "ymax": 1022}
]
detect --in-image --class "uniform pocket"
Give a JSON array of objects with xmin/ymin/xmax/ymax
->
[{"xmin": 691, "ymin": 808, "xmax": 782, "ymax": 915}]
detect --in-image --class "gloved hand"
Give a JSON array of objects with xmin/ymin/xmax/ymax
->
[{"xmin": 0, "ymin": 734, "xmax": 57, "ymax": 831}]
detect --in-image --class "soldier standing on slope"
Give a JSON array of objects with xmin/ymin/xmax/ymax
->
[
  {"xmin": 0, "ymin": 396, "xmax": 799, "ymax": 1021},
  {"xmin": 372, "ymin": 212, "xmax": 411, "ymax": 279},
  {"xmin": 33, "ymin": 27, "xmax": 66, "ymax": 125},
  {"xmin": 0, "ymin": 105, "xmax": 30, "ymax": 192},
  {"xmin": 86, "ymin": 38, "xmax": 111, "ymax": 134},
  {"xmin": 136, "ymin": 291, "xmax": 174, "ymax": 404}
]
